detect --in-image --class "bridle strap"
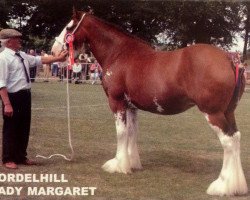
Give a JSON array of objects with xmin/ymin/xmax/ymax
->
[
  {"xmin": 54, "ymin": 13, "xmax": 87, "ymax": 51},
  {"xmin": 72, "ymin": 13, "xmax": 86, "ymax": 34}
]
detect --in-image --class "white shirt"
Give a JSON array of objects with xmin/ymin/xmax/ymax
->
[
  {"xmin": 0, "ymin": 47, "xmax": 42, "ymax": 93},
  {"xmin": 72, "ymin": 63, "xmax": 82, "ymax": 73}
]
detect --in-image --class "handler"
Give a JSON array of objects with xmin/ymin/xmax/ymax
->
[{"xmin": 0, "ymin": 29, "xmax": 68, "ymax": 169}]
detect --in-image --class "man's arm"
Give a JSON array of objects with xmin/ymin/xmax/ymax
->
[
  {"xmin": 0, "ymin": 87, "xmax": 13, "ymax": 117},
  {"xmin": 41, "ymin": 50, "xmax": 68, "ymax": 64}
]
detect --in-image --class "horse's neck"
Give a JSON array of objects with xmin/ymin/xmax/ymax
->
[{"xmin": 85, "ymin": 17, "xmax": 152, "ymax": 68}]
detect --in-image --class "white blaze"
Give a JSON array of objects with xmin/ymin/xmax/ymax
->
[{"xmin": 51, "ymin": 20, "xmax": 74, "ymax": 56}]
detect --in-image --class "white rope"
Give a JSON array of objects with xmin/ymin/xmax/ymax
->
[
  {"xmin": 36, "ymin": 13, "xmax": 87, "ymax": 161},
  {"xmin": 72, "ymin": 13, "xmax": 86, "ymax": 34},
  {"xmin": 36, "ymin": 67, "xmax": 74, "ymax": 161}
]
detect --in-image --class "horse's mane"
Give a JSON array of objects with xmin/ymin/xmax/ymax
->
[{"xmin": 89, "ymin": 14, "xmax": 153, "ymax": 48}]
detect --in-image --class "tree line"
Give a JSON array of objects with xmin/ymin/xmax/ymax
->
[{"xmin": 1, "ymin": 0, "xmax": 250, "ymax": 60}]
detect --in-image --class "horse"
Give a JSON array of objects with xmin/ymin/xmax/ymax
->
[{"xmin": 51, "ymin": 10, "xmax": 248, "ymax": 196}]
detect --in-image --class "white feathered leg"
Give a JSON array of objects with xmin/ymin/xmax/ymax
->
[
  {"xmin": 102, "ymin": 111, "xmax": 131, "ymax": 174},
  {"xmin": 206, "ymin": 120, "xmax": 248, "ymax": 196},
  {"xmin": 127, "ymin": 109, "xmax": 142, "ymax": 170}
]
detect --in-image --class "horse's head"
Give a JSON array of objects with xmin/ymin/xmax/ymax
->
[
  {"xmin": 51, "ymin": 9, "xmax": 88, "ymax": 57},
  {"xmin": 51, "ymin": 26, "xmax": 67, "ymax": 56}
]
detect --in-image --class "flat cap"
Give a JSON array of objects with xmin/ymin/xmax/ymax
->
[{"xmin": 0, "ymin": 29, "xmax": 22, "ymax": 39}]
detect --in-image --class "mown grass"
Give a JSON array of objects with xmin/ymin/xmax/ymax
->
[{"xmin": 0, "ymin": 82, "xmax": 250, "ymax": 200}]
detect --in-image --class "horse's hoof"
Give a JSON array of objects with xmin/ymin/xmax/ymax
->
[
  {"xmin": 102, "ymin": 158, "xmax": 131, "ymax": 174},
  {"xmin": 207, "ymin": 176, "xmax": 248, "ymax": 196},
  {"xmin": 207, "ymin": 177, "xmax": 226, "ymax": 196},
  {"xmin": 129, "ymin": 157, "xmax": 143, "ymax": 170},
  {"xmin": 130, "ymin": 163, "xmax": 143, "ymax": 171}
]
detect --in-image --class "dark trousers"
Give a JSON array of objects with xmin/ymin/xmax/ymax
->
[{"xmin": 2, "ymin": 89, "xmax": 31, "ymax": 164}]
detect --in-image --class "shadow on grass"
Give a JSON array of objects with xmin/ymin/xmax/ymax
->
[
  {"xmin": 142, "ymin": 150, "xmax": 221, "ymax": 175},
  {"xmin": 65, "ymin": 149, "xmax": 222, "ymax": 176}
]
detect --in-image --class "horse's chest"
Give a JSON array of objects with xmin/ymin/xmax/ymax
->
[{"xmin": 103, "ymin": 69, "xmax": 116, "ymax": 84}]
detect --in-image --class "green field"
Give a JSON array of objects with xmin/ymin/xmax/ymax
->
[{"xmin": 1, "ymin": 82, "xmax": 250, "ymax": 200}]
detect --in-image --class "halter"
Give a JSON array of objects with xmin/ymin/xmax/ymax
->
[
  {"xmin": 54, "ymin": 13, "xmax": 86, "ymax": 52},
  {"xmin": 71, "ymin": 13, "xmax": 86, "ymax": 34}
]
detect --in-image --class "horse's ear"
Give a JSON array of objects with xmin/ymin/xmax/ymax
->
[
  {"xmin": 72, "ymin": 6, "xmax": 77, "ymax": 18},
  {"xmin": 88, "ymin": 8, "xmax": 94, "ymax": 15}
]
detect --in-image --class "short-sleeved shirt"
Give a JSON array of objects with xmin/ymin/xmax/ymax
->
[{"xmin": 0, "ymin": 47, "xmax": 42, "ymax": 93}]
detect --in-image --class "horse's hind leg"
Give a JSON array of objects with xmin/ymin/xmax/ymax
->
[
  {"xmin": 127, "ymin": 109, "xmax": 142, "ymax": 170},
  {"xmin": 205, "ymin": 112, "xmax": 248, "ymax": 196}
]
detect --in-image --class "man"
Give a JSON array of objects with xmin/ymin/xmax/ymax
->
[
  {"xmin": 0, "ymin": 28, "xmax": 68, "ymax": 169},
  {"xmin": 72, "ymin": 58, "xmax": 82, "ymax": 84}
]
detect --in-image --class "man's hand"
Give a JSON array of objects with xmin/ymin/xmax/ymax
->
[
  {"xmin": 57, "ymin": 50, "xmax": 68, "ymax": 62},
  {"xmin": 41, "ymin": 50, "xmax": 68, "ymax": 64},
  {"xmin": 0, "ymin": 87, "xmax": 13, "ymax": 117},
  {"xmin": 4, "ymin": 104, "xmax": 13, "ymax": 117}
]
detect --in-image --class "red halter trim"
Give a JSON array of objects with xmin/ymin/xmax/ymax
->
[
  {"xmin": 65, "ymin": 33, "xmax": 75, "ymax": 66},
  {"xmin": 235, "ymin": 63, "xmax": 239, "ymax": 84}
]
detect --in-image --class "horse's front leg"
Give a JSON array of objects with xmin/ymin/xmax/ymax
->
[
  {"xmin": 127, "ymin": 108, "xmax": 142, "ymax": 170},
  {"xmin": 102, "ymin": 100, "xmax": 131, "ymax": 174}
]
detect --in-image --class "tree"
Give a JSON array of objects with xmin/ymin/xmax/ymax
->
[
  {"xmin": 0, "ymin": 0, "xmax": 11, "ymax": 29},
  {"xmin": 242, "ymin": 2, "xmax": 250, "ymax": 61},
  {"xmin": 26, "ymin": 0, "xmax": 73, "ymax": 50},
  {"xmin": 159, "ymin": 1, "xmax": 242, "ymax": 49},
  {"xmin": 77, "ymin": 1, "xmax": 242, "ymax": 49},
  {"xmin": 1, "ymin": 0, "xmax": 245, "ymax": 51},
  {"xmin": 6, "ymin": 0, "xmax": 37, "ymax": 50}
]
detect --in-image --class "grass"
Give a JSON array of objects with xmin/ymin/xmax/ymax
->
[{"xmin": 0, "ymin": 82, "xmax": 250, "ymax": 199}]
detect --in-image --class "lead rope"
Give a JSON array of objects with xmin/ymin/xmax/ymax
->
[
  {"xmin": 36, "ymin": 66, "xmax": 74, "ymax": 161},
  {"xmin": 72, "ymin": 13, "xmax": 86, "ymax": 34},
  {"xmin": 36, "ymin": 37, "xmax": 76, "ymax": 162},
  {"xmin": 36, "ymin": 13, "xmax": 87, "ymax": 161}
]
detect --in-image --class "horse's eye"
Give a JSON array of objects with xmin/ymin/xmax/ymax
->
[{"xmin": 66, "ymin": 26, "xmax": 72, "ymax": 31}]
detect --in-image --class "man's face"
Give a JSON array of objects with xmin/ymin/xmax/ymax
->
[
  {"xmin": 7, "ymin": 37, "xmax": 22, "ymax": 51},
  {"xmin": 30, "ymin": 50, "xmax": 35, "ymax": 55}
]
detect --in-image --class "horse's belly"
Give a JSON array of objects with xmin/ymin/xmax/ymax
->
[{"xmin": 129, "ymin": 96, "xmax": 195, "ymax": 115}]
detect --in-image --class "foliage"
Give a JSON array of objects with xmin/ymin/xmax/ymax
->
[
  {"xmin": 162, "ymin": 1, "xmax": 242, "ymax": 49},
  {"xmin": 0, "ymin": 0, "xmax": 245, "ymax": 51},
  {"xmin": 241, "ymin": 2, "xmax": 250, "ymax": 60},
  {"xmin": 75, "ymin": 0, "xmax": 243, "ymax": 49},
  {"xmin": 0, "ymin": 0, "xmax": 11, "ymax": 28}
]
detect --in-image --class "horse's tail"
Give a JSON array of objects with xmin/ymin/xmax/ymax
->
[
  {"xmin": 233, "ymin": 65, "xmax": 245, "ymax": 101},
  {"xmin": 227, "ymin": 62, "xmax": 245, "ymax": 112}
]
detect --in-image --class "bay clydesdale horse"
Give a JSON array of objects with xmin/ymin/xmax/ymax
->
[{"xmin": 51, "ymin": 10, "xmax": 248, "ymax": 196}]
